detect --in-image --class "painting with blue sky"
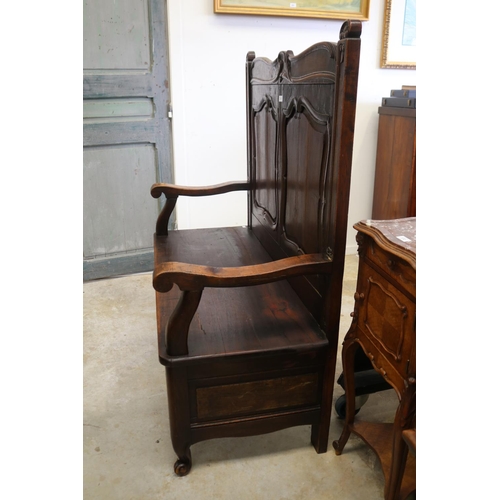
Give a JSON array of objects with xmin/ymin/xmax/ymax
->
[{"xmin": 402, "ymin": 0, "xmax": 416, "ymax": 46}]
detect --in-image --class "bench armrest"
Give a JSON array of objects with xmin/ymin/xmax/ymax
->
[
  {"xmin": 153, "ymin": 253, "xmax": 332, "ymax": 292},
  {"xmin": 151, "ymin": 181, "xmax": 250, "ymax": 199},
  {"xmin": 151, "ymin": 181, "xmax": 250, "ymax": 235}
]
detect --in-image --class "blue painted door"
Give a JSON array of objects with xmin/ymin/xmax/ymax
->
[{"xmin": 83, "ymin": 0, "xmax": 173, "ymax": 280}]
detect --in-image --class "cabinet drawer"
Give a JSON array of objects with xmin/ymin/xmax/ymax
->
[{"xmin": 364, "ymin": 237, "xmax": 415, "ymax": 298}]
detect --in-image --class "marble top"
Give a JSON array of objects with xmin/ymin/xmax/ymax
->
[{"xmin": 354, "ymin": 217, "xmax": 416, "ymax": 266}]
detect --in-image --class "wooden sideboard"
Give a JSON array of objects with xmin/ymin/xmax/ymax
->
[
  {"xmin": 371, "ymin": 107, "xmax": 416, "ymax": 220},
  {"xmin": 333, "ymin": 217, "xmax": 416, "ymax": 500}
]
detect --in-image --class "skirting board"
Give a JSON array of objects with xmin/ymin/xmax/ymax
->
[{"xmin": 84, "ymin": 250, "xmax": 154, "ymax": 281}]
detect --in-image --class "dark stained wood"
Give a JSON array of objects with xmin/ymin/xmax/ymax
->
[
  {"xmin": 151, "ymin": 181, "xmax": 250, "ymax": 236},
  {"xmin": 154, "ymin": 227, "xmax": 329, "ymax": 362},
  {"xmin": 166, "ymin": 289, "xmax": 203, "ymax": 356},
  {"xmin": 151, "ymin": 180, "xmax": 250, "ymax": 199},
  {"xmin": 153, "ymin": 253, "xmax": 332, "ymax": 292},
  {"xmin": 151, "ymin": 20, "xmax": 362, "ymax": 476},
  {"xmin": 190, "ymin": 407, "xmax": 322, "ymax": 444},
  {"xmin": 196, "ymin": 372, "xmax": 319, "ymax": 420},
  {"xmin": 371, "ymin": 106, "xmax": 416, "ymax": 220},
  {"xmin": 154, "ymin": 196, "xmax": 177, "ymax": 236},
  {"xmin": 333, "ymin": 218, "xmax": 416, "ymax": 500}
]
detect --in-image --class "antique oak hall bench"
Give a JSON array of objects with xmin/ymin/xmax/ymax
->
[{"xmin": 150, "ymin": 20, "xmax": 362, "ymax": 476}]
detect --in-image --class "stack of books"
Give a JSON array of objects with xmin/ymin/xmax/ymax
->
[{"xmin": 381, "ymin": 85, "xmax": 416, "ymax": 109}]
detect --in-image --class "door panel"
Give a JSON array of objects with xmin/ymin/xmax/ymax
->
[
  {"xmin": 83, "ymin": 0, "xmax": 151, "ymax": 70},
  {"xmin": 83, "ymin": 98, "xmax": 154, "ymax": 120},
  {"xmin": 83, "ymin": 144, "xmax": 158, "ymax": 257},
  {"xmin": 83, "ymin": 0, "xmax": 172, "ymax": 280}
]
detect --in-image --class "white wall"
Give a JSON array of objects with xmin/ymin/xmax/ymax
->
[{"xmin": 166, "ymin": 0, "xmax": 416, "ymax": 253}]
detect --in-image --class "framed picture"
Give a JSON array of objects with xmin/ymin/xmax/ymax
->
[
  {"xmin": 214, "ymin": 1, "xmax": 370, "ymax": 21},
  {"xmin": 381, "ymin": 0, "xmax": 416, "ymax": 69}
]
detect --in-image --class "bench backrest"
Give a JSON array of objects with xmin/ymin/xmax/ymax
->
[{"xmin": 246, "ymin": 21, "xmax": 361, "ymax": 332}]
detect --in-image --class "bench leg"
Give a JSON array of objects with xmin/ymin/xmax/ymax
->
[
  {"xmin": 311, "ymin": 348, "xmax": 336, "ymax": 453},
  {"xmin": 173, "ymin": 446, "xmax": 192, "ymax": 477},
  {"xmin": 166, "ymin": 367, "xmax": 193, "ymax": 476}
]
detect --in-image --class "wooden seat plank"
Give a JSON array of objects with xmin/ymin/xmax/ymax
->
[{"xmin": 155, "ymin": 226, "xmax": 327, "ymax": 361}]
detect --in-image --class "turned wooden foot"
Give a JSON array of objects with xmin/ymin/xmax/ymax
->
[
  {"xmin": 173, "ymin": 457, "xmax": 192, "ymax": 477},
  {"xmin": 172, "ymin": 440, "xmax": 192, "ymax": 476},
  {"xmin": 332, "ymin": 426, "xmax": 351, "ymax": 456}
]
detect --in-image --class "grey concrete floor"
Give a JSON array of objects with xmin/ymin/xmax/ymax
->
[{"xmin": 83, "ymin": 254, "xmax": 402, "ymax": 499}]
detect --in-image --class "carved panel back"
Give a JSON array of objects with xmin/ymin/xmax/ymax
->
[
  {"xmin": 246, "ymin": 44, "xmax": 338, "ymax": 322},
  {"xmin": 251, "ymin": 85, "xmax": 279, "ymax": 237},
  {"xmin": 282, "ymin": 84, "xmax": 333, "ymax": 257}
]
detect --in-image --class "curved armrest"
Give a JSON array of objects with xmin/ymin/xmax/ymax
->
[
  {"xmin": 153, "ymin": 253, "xmax": 332, "ymax": 292},
  {"xmin": 151, "ymin": 181, "xmax": 250, "ymax": 199},
  {"xmin": 152, "ymin": 181, "xmax": 250, "ymax": 236}
]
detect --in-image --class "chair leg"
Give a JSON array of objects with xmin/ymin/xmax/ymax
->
[{"xmin": 332, "ymin": 338, "xmax": 359, "ymax": 455}]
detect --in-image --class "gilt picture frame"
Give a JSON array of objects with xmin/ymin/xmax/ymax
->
[
  {"xmin": 381, "ymin": 0, "xmax": 416, "ymax": 69},
  {"xmin": 214, "ymin": 0, "xmax": 370, "ymax": 21}
]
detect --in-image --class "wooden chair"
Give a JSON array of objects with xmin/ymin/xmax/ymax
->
[{"xmin": 151, "ymin": 20, "xmax": 362, "ymax": 476}]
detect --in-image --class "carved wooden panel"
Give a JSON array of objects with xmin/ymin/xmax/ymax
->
[
  {"xmin": 195, "ymin": 372, "xmax": 319, "ymax": 420},
  {"xmin": 246, "ymin": 43, "xmax": 342, "ymax": 325},
  {"xmin": 248, "ymin": 44, "xmax": 338, "ymax": 260},
  {"xmin": 252, "ymin": 93, "xmax": 279, "ymax": 230},
  {"xmin": 282, "ymin": 94, "xmax": 331, "ymax": 256},
  {"xmin": 363, "ymin": 277, "xmax": 407, "ymax": 361},
  {"xmin": 358, "ymin": 264, "xmax": 415, "ymax": 366}
]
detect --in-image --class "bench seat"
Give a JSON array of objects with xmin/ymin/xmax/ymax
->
[{"xmin": 155, "ymin": 226, "xmax": 327, "ymax": 364}]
